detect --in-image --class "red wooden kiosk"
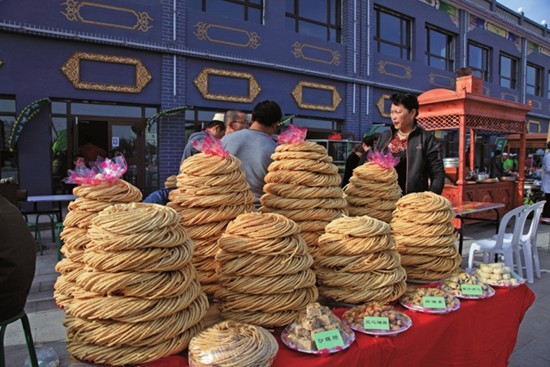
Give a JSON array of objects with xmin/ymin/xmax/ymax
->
[{"xmin": 416, "ymin": 75, "xmax": 531, "ymax": 211}]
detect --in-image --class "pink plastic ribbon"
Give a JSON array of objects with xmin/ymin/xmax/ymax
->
[
  {"xmin": 64, "ymin": 155, "xmax": 127, "ymax": 185},
  {"xmin": 278, "ymin": 124, "xmax": 307, "ymax": 144},
  {"xmin": 367, "ymin": 149, "xmax": 400, "ymax": 169},
  {"xmin": 193, "ymin": 134, "xmax": 229, "ymax": 158}
]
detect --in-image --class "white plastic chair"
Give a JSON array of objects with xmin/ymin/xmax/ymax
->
[
  {"xmin": 467, "ymin": 205, "xmax": 529, "ymax": 274},
  {"xmin": 499, "ymin": 201, "xmax": 545, "ymax": 283}
]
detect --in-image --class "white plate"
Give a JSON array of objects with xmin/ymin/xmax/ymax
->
[
  {"xmin": 280, "ymin": 324, "xmax": 355, "ymax": 354},
  {"xmin": 481, "ymin": 271, "xmax": 525, "ymax": 288},
  {"xmin": 342, "ymin": 309, "xmax": 412, "ymax": 336}
]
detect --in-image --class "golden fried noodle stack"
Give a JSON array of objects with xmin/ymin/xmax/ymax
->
[
  {"xmin": 344, "ymin": 160, "xmax": 402, "ymax": 223},
  {"xmin": 188, "ymin": 320, "xmax": 278, "ymax": 367},
  {"xmin": 391, "ymin": 192, "xmax": 461, "ymax": 281},
  {"xmin": 65, "ymin": 203, "xmax": 208, "ymax": 366},
  {"xmin": 215, "ymin": 212, "xmax": 318, "ymax": 328},
  {"xmin": 260, "ymin": 141, "xmax": 347, "ymax": 253},
  {"xmin": 168, "ymin": 154, "xmax": 255, "ymax": 294},
  {"xmin": 316, "ymin": 216, "xmax": 407, "ymax": 304},
  {"xmin": 54, "ymin": 179, "xmax": 142, "ymax": 309}
]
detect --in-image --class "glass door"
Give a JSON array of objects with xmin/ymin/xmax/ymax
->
[{"xmin": 109, "ymin": 120, "xmax": 145, "ymax": 191}]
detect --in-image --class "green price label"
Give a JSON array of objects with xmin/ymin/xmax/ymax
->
[
  {"xmin": 313, "ymin": 329, "xmax": 344, "ymax": 350},
  {"xmin": 363, "ymin": 316, "xmax": 390, "ymax": 330},
  {"xmin": 422, "ymin": 296, "xmax": 446, "ymax": 309},
  {"xmin": 460, "ymin": 284, "xmax": 483, "ymax": 296}
]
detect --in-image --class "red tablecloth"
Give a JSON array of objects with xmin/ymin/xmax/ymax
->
[{"xmin": 145, "ymin": 284, "xmax": 535, "ymax": 367}]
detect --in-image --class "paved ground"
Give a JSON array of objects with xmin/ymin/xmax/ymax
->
[{"xmin": 4, "ymin": 217, "xmax": 550, "ymax": 366}]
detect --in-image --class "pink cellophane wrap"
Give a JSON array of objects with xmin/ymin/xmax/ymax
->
[
  {"xmin": 278, "ymin": 124, "xmax": 307, "ymax": 145},
  {"xmin": 64, "ymin": 155, "xmax": 127, "ymax": 185},
  {"xmin": 193, "ymin": 134, "xmax": 229, "ymax": 158},
  {"xmin": 367, "ymin": 149, "xmax": 400, "ymax": 169}
]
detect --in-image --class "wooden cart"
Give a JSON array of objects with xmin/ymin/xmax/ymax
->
[{"xmin": 416, "ymin": 75, "xmax": 531, "ymax": 212}]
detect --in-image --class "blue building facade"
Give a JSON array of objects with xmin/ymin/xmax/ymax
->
[{"xmin": 0, "ymin": 0, "xmax": 549, "ymax": 195}]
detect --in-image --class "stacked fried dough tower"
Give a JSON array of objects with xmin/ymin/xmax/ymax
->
[
  {"xmin": 260, "ymin": 141, "xmax": 347, "ymax": 253},
  {"xmin": 54, "ymin": 179, "xmax": 142, "ymax": 309},
  {"xmin": 391, "ymin": 192, "xmax": 461, "ymax": 281},
  {"xmin": 343, "ymin": 153, "xmax": 402, "ymax": 223},
  {"xmin": 168, "ymin": 153, "xmax": 255, "ymax": 294},
  {"xmin": 215, "ymin": 212, "xmax": 318, "ymax": 328},
  {"xmin": 316, "ymin": 216, "xmax": 407, "ymax": 304},
  {"xmin": 65, "ymin": 203, "xmax": 208, "ymax": 366}
]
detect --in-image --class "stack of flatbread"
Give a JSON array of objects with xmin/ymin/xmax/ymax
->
[
  {"xmin": 316, "ymin": 215, "xmax": 407, "ymax": 304},
  {"xmin": 54, "ymin": 179, "xmax": 142, "ymax": 309},
  {"xmin": 391, "ymin": 192, "xmax": 461, "ymax": 281},
  {"xmin": 344, "ymin": 155, "xmax": 402, "ymax": 223},
  {"xmin": 168, "ymin": 153, "xmax": 255, "ymax": 294},
  {"xmin": 215, "ymin": 212, "xmax": 318, "ymax": 328},
  {"xmin": 260, "ymin": 141, "xmax": 347, "ymax": 254},
  {"xmin": 65, "ymin": 203, "xmax": 208, "ymax": 366}
]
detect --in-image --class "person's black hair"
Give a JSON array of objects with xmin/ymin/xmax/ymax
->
[
  {"xmin": 495, "ymin": 150, "xmax": 502, "ymax": 156},
  {"xmin": 205, "ymin": 119, "xmax": 225, "ymax": 132},
  {"xmin": 390, "ymin": 93, "xmax": 419, "ymax": 117},
  {"xmin": 546, "ymin": 141, "xmax": 550, "ymax": 149},
  {"xmin": 251, "ymin": 100, "xmax": 282, "ymax": 127},
  {"xmin": 362, "ymin": 136, "xmax": 374, "ymax": 147}
]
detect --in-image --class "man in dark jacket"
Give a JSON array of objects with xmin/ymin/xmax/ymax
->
[{"xmin": 0, "ymin": 195, "xmax": 36, "ymax": 321}]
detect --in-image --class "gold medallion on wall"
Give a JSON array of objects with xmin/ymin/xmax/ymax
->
[
  {"xmin": 193, "ymin": 68, "xmax": 261, "ymax": 103},
  {"xmin": 61, "ymin": 1, "xmax": 153, "ymax": 31},
  {"xmin": 61, "ymin": 52, "xmax": 152, "ymax": 93},
  {"xmin": 376, "ymin": 94, "xmax": 392, "ymax": 118},
  {"xmin": 291, "ymin": 81, "xmax": 341, "ymax": 112}
]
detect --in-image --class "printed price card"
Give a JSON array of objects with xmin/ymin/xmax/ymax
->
[
  {"xmin": 313, "ymin": 329, "xmax": 344, "ymax": 350},
  {"xmin": 460, "ymin": 284, "xmax": 483, "ymax": 296},
  {"xmin": 363, "ymin": 316, "xmax": 390, "ymax": 330},
  {"xmin": 422, "ymin": 296, "xmax": 446, "ymax": 309}
]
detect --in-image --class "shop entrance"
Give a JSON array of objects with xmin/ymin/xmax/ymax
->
[{"xmin": 70, "ymin": 117, "xmax": 146, "ymax": 192}]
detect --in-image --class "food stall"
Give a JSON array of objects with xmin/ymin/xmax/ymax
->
[{"xmin": 417, "ymin": 75, "xmax": 531, "ymax": 211}]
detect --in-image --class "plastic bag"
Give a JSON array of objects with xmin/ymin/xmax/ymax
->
[{"xmin": 25, "ymin": 346, "xmax": 59, "ymax": 367}]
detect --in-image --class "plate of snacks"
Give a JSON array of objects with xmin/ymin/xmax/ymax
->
[
  {"xmin": 474, "ymin": 263, "xmax": 525, "ymax": 288},
  {"xmin": 440, "ymin": 272, "xmax": 495, "ymax": 300},
  {"xmin": 281, "ymin": 302, "xmax": 355, "ymax": 354},
  {"xmin": 342, "ymin": 303, "xmax": 412, "ymax": 336},
  {"xmin": 399, "ymin": 287, "xmax": 460, "ymax": 314}
]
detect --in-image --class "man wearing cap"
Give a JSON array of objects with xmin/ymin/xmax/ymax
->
[{"xmin": 180, "ymin": 114, "xmax": 226, "ymax": 164}]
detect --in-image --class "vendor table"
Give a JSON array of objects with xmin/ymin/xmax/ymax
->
[
  {"xmin": 147, "ymin": 284, "xmax": 534, "ymax": 367},
  {"xmin": 24, "ymin": 194, "xmax": 76, "ymax": 222},
  {"xmin": 452, "ymin": 201, "xmax": 505, "ymax": 255}
]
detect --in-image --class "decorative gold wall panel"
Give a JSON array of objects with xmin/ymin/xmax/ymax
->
[
  {"xmin": 62, "ymin": 1, "xmax": 153, "ymax": 31},
  {"xmin": 527, "ymin": 120, "xmax": 541, "ymax": 133},
  {"xmin": 378, "ymin": 60, "xmax": 412, "ymax": 79},
  {"xmin": 376, "ymin": 94, "xmax": 392, "ymax": 118},
  {"xmin": 291, "ymin": 81, "xmax": 341, "ymax": 112},
  {"xmin": 428, "ymin": 73, "xmax": 454, "ymax": 89},
  {"xmin": 61, "ymin": 52, "xmax": 152, "ymax": 93},
  {"xmin": 193, "ymin": 68, "xmax": 261, "ymax": 103},
  {"xmin": 194, "ymin": 22, "xmax": 260, "ymax": 48},
  {"xmin": 291, "ymin": 42, "xmax": 341, "ymax": 65},
  {"xmin": 500, "ymin": 92, "xmax": 519, "ymax": 103}
]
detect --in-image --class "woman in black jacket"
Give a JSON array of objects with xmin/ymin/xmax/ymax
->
[{"xmin": 375, "ymin": 93, "xmax": 445, "ymax": 195}]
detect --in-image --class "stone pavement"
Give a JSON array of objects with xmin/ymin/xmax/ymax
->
[{"xmin": 4, "ymin": 217, "xmax": 550, "ymax": 366}]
